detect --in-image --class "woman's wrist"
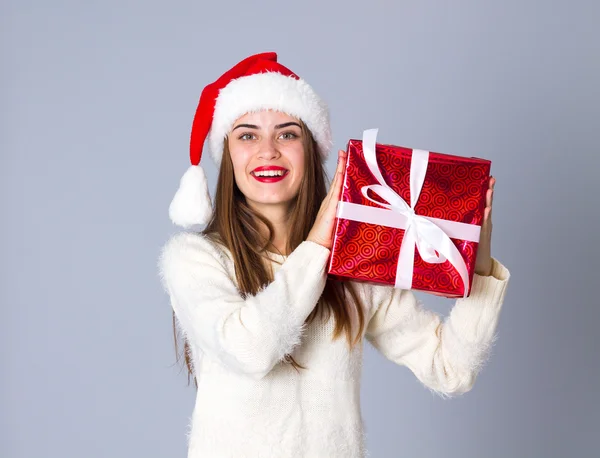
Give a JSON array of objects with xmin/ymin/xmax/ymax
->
[
  {"xmin": 305, "ymin": 235, "xmax": 330, "ymax": 250},
  {"xmin": 474, "ymin": 258, "xmax": 493, "ymax": 276}
]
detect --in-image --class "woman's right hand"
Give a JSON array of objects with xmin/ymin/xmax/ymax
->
[{"xmin": 307, "ymin": 149, "xmax": 348, "ymax": 250}]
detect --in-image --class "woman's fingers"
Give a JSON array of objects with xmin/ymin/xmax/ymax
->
[
  {"xmin": 487, "ymin": 176, "xmax": 495, "ymax": 221},
  {"xmin": 327, "ymin": 149, "xmax": 347, "ymax": 204},
  {"xmin": 330, "ymin": 150, "xmax": 346, "ymax": 190},
  {"xmin": 484, "ymin": 206, "xmax": 492, "ymax": 223}
]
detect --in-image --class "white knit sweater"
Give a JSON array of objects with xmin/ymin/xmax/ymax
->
[{"xmin": 158, "ymin": 232, "xmax": 510, "ymax": 458}]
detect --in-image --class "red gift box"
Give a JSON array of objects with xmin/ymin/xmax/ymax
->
[{"xmin": 327, "ymin": 129, "xmax": 491, "ymax": 298}]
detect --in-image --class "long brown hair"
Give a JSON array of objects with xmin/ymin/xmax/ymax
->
[{"xmin": 173, "ymin": 122, "xmax": 365, "ymax": 384}]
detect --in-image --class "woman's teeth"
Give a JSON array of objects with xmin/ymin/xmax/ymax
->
[{"xmin": 253, "ymin": 170, "xmax": 285, "ymax": 177}]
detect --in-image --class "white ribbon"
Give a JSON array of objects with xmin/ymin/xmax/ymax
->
[{"xmin": 336, "ymin": 128, "xmax": 480, "ymax": 296}]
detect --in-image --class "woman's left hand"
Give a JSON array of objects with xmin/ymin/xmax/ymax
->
[{"xmin": 474, "ymin": 176, "xmax": 495, "ymax": 276}]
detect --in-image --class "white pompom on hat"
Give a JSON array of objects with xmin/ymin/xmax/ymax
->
[{"xmin": 168, "ymin": 52, "xmax": 332, "ymax": 228}]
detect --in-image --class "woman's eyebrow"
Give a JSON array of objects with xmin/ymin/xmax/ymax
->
[
  {"xmin": 275, "ymin": 122, "xmax": 302, "ymax": 129},
  {"xmin": 232, "ymin": 123, "xmax": 259, "ymax": 131}
]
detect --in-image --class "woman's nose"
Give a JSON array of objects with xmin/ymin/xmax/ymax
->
[{"xmin": 257, "ymin": 138, "xmax": 280, "ymax": 161}]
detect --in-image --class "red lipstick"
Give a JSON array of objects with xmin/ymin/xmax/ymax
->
[{"xmin": 250, "ymin": 166, "xmax": 289, "ymax": 183}]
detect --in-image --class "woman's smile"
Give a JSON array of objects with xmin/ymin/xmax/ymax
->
[{"xmin": 251, "ymin": 166, "xmax": 289, "ymax": 183}]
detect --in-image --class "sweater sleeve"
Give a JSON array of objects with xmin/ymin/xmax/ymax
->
[
  {"xmin": 158, "ymin": 232, "xmax": 330, "ymax": 380},
  {"xmin": 364, "ymin": 258, "xmax": 510, "ymax": 397}
]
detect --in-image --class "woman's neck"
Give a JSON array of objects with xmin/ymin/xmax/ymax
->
[{"xmin": 251, "ymin": 202, "xmax": 293, "ymax": 255}]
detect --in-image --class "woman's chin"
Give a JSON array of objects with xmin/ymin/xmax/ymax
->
[{"xmin": 246, "ymin": 195, "xmax": 297, "ymax": 209}]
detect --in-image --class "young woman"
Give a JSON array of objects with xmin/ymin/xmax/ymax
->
[{"xmin": 159, "ymin": 52, "xmax": 510, "ymax": 458}]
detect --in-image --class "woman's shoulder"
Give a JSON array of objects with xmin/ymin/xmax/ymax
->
[{"xmin": 158, "ymin": 231, "xmax": 232, "ymax": 279}]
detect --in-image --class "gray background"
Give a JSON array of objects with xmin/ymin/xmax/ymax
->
[{"xmin": 2, "ymin": 0, "xmax": 598, "ymax": 457}]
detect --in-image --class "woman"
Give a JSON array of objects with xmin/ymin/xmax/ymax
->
[{"xmin": 159, "ymin": 52, "xmax": 509, "ymax": 458}]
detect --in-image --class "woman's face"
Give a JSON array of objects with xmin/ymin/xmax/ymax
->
[{"xmin": 228, "ymin": 110, "xmax": 305, "ymax": 212}]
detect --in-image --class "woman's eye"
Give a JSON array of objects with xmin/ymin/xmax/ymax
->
[
  {"xmin": 279, "ymin": 132, "xmax": 299, "ymax": 140},
  {"xmin": 239, "ymin": 133, "xmax": 255, "ymax": 141}
]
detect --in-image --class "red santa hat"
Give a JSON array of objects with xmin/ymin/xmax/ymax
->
[{"xmin": 168, "ymin": 52, "xmax": 332, "ymax": 228}]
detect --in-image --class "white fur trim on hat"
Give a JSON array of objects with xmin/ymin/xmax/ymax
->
[
  {"xmin": 169, "ymin": 165, "xmax": 212, "ymax": 228},
  {"xmin": 207, "ymin": 72, "xmax": 332, "ymax": 165}
]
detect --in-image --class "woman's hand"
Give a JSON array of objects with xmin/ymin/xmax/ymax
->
[
  {"xmin": 307, "ymin": 149, "xmax": 348, "ymax": 249},
  {"xmin": 474, "ymin": 176, "xmax": 495, "ymax": 276}
]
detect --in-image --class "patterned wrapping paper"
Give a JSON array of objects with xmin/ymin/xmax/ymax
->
[{"xmin": 327, "ymin": 136, "xmax": 491, "ymax": 298}]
